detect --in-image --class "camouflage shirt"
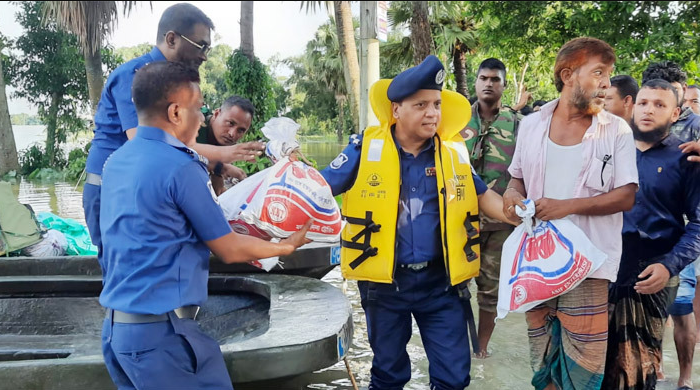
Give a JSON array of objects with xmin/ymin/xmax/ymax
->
[
  {"xmin": 461, "ymin": 103, "xmax": 520, "ymax": 230},
  {"xmin": 197, "ymin": 108, "xmax": 219, "ymax": 146},
  {"xmin": 670, "ymin": 106, "xmax": 700, "ymax": 143}
]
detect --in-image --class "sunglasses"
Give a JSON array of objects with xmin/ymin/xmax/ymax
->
[{"xmin": 176, "ymin": 32, "xmax": 211, "ymax": 55}]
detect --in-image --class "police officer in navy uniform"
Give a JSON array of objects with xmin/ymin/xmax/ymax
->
[
  {"xmin": 83, "ymin": 3, "xmax": 264, "ymax": 263},
  {"xmin": 321, "ymin": 56, "xmax": 516, "ymax": 389},
  {"xmin": 99, "ymin": 61, "xmax": 312, "ymax": 389}
]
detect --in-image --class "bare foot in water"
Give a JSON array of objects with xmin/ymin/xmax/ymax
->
[{"xmin": 473, "ymin": 350, "xmax": 492, "ymax": 359}]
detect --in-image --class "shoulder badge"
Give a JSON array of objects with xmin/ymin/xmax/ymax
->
[{"xmin": 330, "ymin": 153, "xmax": 349, "ymax": 170}]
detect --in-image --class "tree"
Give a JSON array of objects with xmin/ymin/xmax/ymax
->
[
  {"xmin": 473, "ymin": 1, "xmax": 700, "ymax": 103},
  {"xmin": 42, "ymin": 1, "xmax": 140, "ymax": 114},
  {"xmin": 8, "ymin": 1, "xmax": 89, "ymax": 166},
  {"xmin": 200, "ymin": 44, "xmax": 233, "ymax": 108},
  {"xmin": 333, "ymin": 1, "xmax": 360, "ymax": 132},
  {"xmin": 300, "ymin": 1, "xmax": 360, "ymax": 131},
  {"xmin": 409, "ymin": 1, "xmax": 433, "ymax": 64},
  {"xmin": 240, "ymin": 1, "xmax": 254, "ymax": 61},
  {"xmin": 0, "ymin": 36, "xmax": 19, "ymax": 175},
  {"xmin": 114, "ymin": 43, "xmax": 151, "ymax": 62}
]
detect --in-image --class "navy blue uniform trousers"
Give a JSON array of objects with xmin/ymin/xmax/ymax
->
[
  {"xmin": 102, "ymin": 311, "xmax": 233, "ymax": 390},
  {"xmin": 82, "ymin": 183, "xmax": 102, "ymax": 255},
  {"xmin": 358, "ymin": 260, "xmax": 471, "ymax": 390}
]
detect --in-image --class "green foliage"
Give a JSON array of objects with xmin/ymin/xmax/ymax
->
[
  {"xmin": 65, "ymin": 146, "xmax": 88, "ymax": 180},
  {"xmin": 234, "ymin": 156, "xmax": 272, "ymax": 175},
  {"xmin": 283, "ymin": 20, "xmax": 355, "ymax": 138},
  {"xmin": 224, "ymin": 49, "xmax": 279, "ymax": 174},
  {"xmin": 19, "ymin": 144, "xmax": 67, "ymax": 176},
  {"xmin": 471, "ymin": 1, "xmax": 700, "ymax": 103},
  {"xmin": 225, "ymin": 49, "xmax": 278, "ymax": 138},
  {"xmin": 6, "ymin": 1, "xmax": 90, "ymax": 166},
  {"xmin": 200, "ymin": 44, "xmax": 233, "ymax": 108},
  {"xmin": 10, "ymin": 113, "xmax": 43, "ymax": 125},
  {"xmin": 113, "ymin": 43, "xmax": 151, "ymax": 62},
  {"xmin": 101, "ymin": 45, "xmax": 124, "ymax": 75}
]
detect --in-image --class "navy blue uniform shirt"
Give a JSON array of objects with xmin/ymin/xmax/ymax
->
[
  {"xmin": 321, "ymin": 133, "xmax": 488, "ymax": 264},
  {"xmin": 99, "ymin": 126, "xmax": 232, "ymax": 314},
  {"xmin": 86, "ymin": 47, "xmax": 166, "ymax": 175},
  {"xmin": 618, "ymin": 134, "xmax": 700, "ymax": 285}
]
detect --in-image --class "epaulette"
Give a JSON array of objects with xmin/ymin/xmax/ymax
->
[
  {"xmin": 183, "ymin": 147, "xmax": 209, "ymax": 166},
  {"xmin": 350, "ymin": 133, "xmax": 362, "ymax": 148}
]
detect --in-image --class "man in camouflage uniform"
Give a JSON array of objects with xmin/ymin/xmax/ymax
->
[
  {"xmin": 462, "ymin": 58, "xmax": 521, "ymax": 358},
  {"xmin": 192, "ymin": 96, "xmax": 264, "ymax": 195}
]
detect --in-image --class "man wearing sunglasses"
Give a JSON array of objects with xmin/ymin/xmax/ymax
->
[{"xmin": 83, "ymin": 3, "xmax": 264, "ymax": 261}]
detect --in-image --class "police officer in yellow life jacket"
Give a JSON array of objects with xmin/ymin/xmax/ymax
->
[{"xmin": 320, "ymin": 56, "xmax": 516, "ymax": 389}]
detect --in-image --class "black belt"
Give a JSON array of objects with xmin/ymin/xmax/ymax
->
[
  {"xmin": 107, "ymin": 306, "xmax": 200, "ymax": 324},
  {"xmin": 397, "ymin": 261, "xmax": 431, "ymax": 271}
]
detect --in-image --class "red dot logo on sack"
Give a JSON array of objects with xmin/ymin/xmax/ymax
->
[
  {"xmin": 513, "ymin": 285, "xmax": 527, "ymax": 305},
  {"xmin": 367, "ymin": 173, "xmax": 383, "ymax": 187},
  {"xmin": 231, "ymin": 224, "xmax": 250, "ymax": 235},
  {"xmin": 267, "ymin": 201, "xmax": 288, "ymax": 223}
]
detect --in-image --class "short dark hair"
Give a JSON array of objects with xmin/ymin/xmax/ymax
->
[
  {"xmin": 554, "ymin": 37, "xmax": 616, "ymax": 92},
  {"xmin": 640, "ymin": 78, "xmax": 679, "ymax": 103},
  {"xmin": 642, "ymin": 61, "xmax": 687, "ymax": 85},
  {"xmin": 132, "ymin": 61, "xmax": 200, "ymax": 117},
  {"xmin": 688, "ymin": 84, "xmax": 699, "ymax": 91},
  {"xmin": 477, "ymin": 58, "xmax": 507, "ymax": 84},
  {"xmin": 532, "ymin": 100, "xmax": 547, "ymax": 108},
  {"xmin": 610, "ymin": 75, "xmax": 639, "ymax": 102},
  {"xmin": 520, "ymin": 106, "xmax": 534, "ymax": 116},
  {"xmin": 157, "ymin": 3, "xmax": 214, "ymax": 43},
  {"xmin": 222, "ymin": 95, "xmax": 255, "ymax": 117}
]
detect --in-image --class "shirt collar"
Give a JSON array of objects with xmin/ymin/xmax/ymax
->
[
  {"xmin": 390, "ymin": 125, "xmax": 435, "ymax": 155},
  {"xmin": 643, "ymin": 133, "xmax": 677, "ymax": 152},
  {"xmin": 136, "ymin": 126, "xmax": 189, "ymax": 150},
  {"xmin": 149, "ymin": 46, "xmax": 167, "ymax": 62},
  {"xmin": 678, "ymin": 106, "xmax": 693, "ymax": 121}
]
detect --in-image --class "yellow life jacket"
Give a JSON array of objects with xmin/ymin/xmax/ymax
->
[{"xmin": 340, "ymin": 80, "xmax": 480, "ymax": 286}]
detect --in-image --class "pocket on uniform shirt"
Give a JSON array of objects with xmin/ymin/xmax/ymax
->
[{"xmin": 584, "ymin": 156, "xmax": 613, "ymax": 193}]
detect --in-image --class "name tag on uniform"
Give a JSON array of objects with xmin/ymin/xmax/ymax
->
[{"xmin": 425, "ymin": 167, "xmax": 436, "ymax": 177}]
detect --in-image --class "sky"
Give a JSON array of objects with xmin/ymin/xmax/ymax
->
[{"xmin": 0, "ymin": 1, "xmax": 342, "ymax": 115}]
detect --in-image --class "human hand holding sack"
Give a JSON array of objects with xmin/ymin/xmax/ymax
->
[
  {"xmin": 217, "ymin": 118, "xmax": 343, "ymax": 270},
  {"xmin": 496, "ymin": 199, "xmax": 607, "ymax": 319}
]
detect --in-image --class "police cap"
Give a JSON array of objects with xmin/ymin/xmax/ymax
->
[{"xmin": 387, "ymin": 55, "xmax": 445, "ymax": 102}]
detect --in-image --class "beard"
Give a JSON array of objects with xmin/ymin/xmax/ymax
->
[
  {"xmin": 630, "ymin": 118, "xmax": 671, "ymax": 144},
  {"xmin": 570, "ymin": 84, "xmax": 605, "ymax": 115}
]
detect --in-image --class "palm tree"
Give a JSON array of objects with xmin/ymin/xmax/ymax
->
[
  {"xmin": 409, "ymin": 1, "xmax": 432, "ymax": 64},
  {"xmin": 300, "ymin": 1, "xmax": 359, "ymax": 132},
  {"xmin": 0, "ymin": 38, "xmax": 19, "ymax": 175},
  {"xmin": 42, "ymin": 1, "xmax": 141, "ymax": 114},
  {"xmin": 389, "ymin": 1, "xmax": 480, "ymax": 98},
  {"xmin": 240, "ymin": 1, "xmax": 254, "ymax": 60},
  {"xmin": 304, "ymin": 21, "xmax": 348, "ymax": 142}
]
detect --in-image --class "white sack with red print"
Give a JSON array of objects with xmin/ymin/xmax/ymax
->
[{"xmin": 497, "ymin": 199, "xmax": 607, "ymax": 319}]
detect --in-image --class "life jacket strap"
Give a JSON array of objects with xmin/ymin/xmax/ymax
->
[
  {"xmin": 463, "ymin": 212, "xmax": 480, "ymax": 262},
  {"xmin": 341, "ymin": 211, "xmax": 381, "ymax": 270}
]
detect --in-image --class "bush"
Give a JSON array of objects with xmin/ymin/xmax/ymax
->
[
  {"xmin": 65, "ymin": 146, "xmax": 88, "ymax": 180},
  {"xmin": 19, "ymin": 144, "xmax": 67, "ymax": 176}
]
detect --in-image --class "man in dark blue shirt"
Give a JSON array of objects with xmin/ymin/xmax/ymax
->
[
  {"xmin": 604, "ymin": 79, "xmax": 700, "ymax": 390},
  {"xmin": 99, "ymin": 61, "xmax": 311, "ymax": 389},
  {"xmin": 321, "ymin": 56, "xmax": 515, "ymax": 390},
  {"xmin": 641, "ymin": 61, "xmax": 700, "ymax": 388}
]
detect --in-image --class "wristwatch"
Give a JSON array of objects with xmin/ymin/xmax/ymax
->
[{"xmin": 213, "ymin": 161, "xmax": 224, "ymax": 177}]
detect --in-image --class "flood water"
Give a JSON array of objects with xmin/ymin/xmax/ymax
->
[{"xmin": 5, "ymin": 130, "xmax": 700, "ymax": 389}]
